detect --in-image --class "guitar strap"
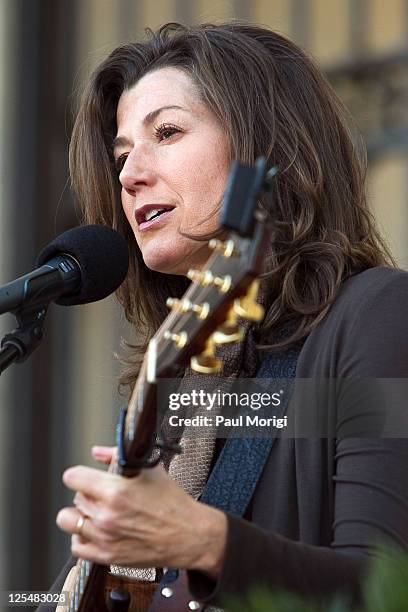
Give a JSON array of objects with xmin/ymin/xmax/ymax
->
[
  {"xmin": 151, "ymin": 341, "xmax": 302, "ymax": 611},
  {"xmin": 200, "ymin": 341, "xmax": 301, "ymax": 514}
]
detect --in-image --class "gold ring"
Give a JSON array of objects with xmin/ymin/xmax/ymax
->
[{"xmin": 75, "ymin": 514, "xmax": 88, "ymax": 536}]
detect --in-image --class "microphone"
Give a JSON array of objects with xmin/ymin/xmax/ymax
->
[{"xmin": 0, "ymin": 225, "xmax": 129, "ymax": 315}]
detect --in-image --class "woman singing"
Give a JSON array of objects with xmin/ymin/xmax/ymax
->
[{"xmin": 42, "ymin": 22, "xmax": 408, "ymax": 611}]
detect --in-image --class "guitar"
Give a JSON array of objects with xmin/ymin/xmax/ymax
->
[{"xmin": 57, "ymin": 158, "xmax": 275, "ymax": 612}]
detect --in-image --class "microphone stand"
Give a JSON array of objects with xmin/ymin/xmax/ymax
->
[{"xmin": 0, "ymin": 307, "xmax": 47, "ymax": 374}]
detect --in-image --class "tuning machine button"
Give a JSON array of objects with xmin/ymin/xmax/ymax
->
[
  {"xmin": 234, "ymin": 298, "xmax": 264, "ymax": 322},
  {"xmin": 166, "ymin": 297, "xmax": 209, "ymax": 319},
  {"xmin": 212, "ymin": 301, "xmax": 244, "ymax": 345},
  {"xmin": 191, "ymin": 354, "xmax": 221, "ymax": 374},
  {"xmin": 191, "ymin": 337, "xmax": 221, "ymax": 374},
  {"xmin": 232, "ymin": 279, "xmax": 264, "ymax": 322},
  {"xmin": 186, "ymin": 269, "xmax": 214, "ymax": 285},
  {"xmin": 190, "ymin": 301, "xmax": 210, "ymax": 319},
  {"xmin": 208, "ymin": 238, "xmax": 238, "ymax": 257},
  {"xmin": 187, "ymin": 269, "xmax": 231, "ymax": 293},
  {"xmin": 213, "ymin": 323, "xmax": 244, "ymax": 345},
  {"xmin": 166, "ymin": 297, "xmax": 191, "ymax": 313},
  {"xmin": 213, "ymin": 275, "xmax": 231, "ymax": 293},
  {"xmin": 166, "ymin": 297, "xmax": 180, "ymax": 310},
  {"xmin": 163, "ymin": 330, "xmax": 188, "ymax": 348}
]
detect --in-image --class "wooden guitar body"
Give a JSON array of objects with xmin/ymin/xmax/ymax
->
[{"xmin": 58, "ymin": 565, "xmax": 203, "ymax": 611}]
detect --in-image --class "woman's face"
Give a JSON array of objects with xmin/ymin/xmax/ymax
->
[{"xmin": 114, "ymin": 67, "xmax": 230, "ymax": 275}]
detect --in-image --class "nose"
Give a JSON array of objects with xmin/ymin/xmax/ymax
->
[{"xmin": 119, "ymin": 145, "xmax": 157, "ymax": 197}]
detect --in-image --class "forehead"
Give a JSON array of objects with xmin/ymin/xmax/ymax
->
[{"xmin": 116, "ymin": 67, "xmax": 203, "ymax": 123}]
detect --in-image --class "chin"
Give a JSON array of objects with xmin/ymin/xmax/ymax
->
[
  {"xmin": 142, "ymin": 252, "xmax": 186, "ymax": 276},
  {"xmin": 141, "ymin": 242, "xmax": 206, "ymax": 276}
]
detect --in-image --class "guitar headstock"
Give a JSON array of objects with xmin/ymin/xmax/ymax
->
[{"xmin": 153, "ymin": 225, "xmax": 267, "ymax": 379}]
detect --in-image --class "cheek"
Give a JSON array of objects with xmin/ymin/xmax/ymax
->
[
  {"xmin": 121, "ymin": 191, "xmax": 135, "ymax": 227},
  {"xmin": 198, "ymin": 140, "xmax": 229, "ymax": 195},
  {"xmin": 174, "ymin": 143, "xmax": 229, "ymax": 205}
]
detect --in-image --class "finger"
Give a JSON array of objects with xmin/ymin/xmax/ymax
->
[
  {"xmin": 73, "ymin": 491, "xmax": 99, "ymax": 517},
  {"xmin": 70, "ymin": 535, "xmax": 108, "ymax": 564},
  {"xmin": 56, "ymin": 507, "xmax": 93, "ymax": 540},
  {"xmin": 92, "ymin": 446, "xmax": 117, "ymax": 465},
  {"xmin": 63, "ymin": 466, "xmax": 119, "ymax": 499},
  {"xmin": 70, "ymin": 535, "xmax": 155, "ymax": 568}
]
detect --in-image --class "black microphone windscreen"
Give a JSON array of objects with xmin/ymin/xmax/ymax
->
[{"xmin": 37, "ymin": 225, "xmax": 129, "ymax": 305}]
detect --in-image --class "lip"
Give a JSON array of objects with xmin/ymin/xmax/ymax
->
[
  {"xmin": 135, "ymin": 204, "xmax": 174, "ymax": 225},
  {"xmin": 135, "ymin": 204, "xmax": 175, "ymax": 232}
]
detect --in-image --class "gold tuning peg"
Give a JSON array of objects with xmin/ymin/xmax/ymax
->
[
  {"xmin": 187, "ymin": 269, "xmax": 231, "ymax": 293},
  {"xmin": 164, "ymin": 330, "xmax": 188, "ymax": 348},
  {"xmin": 166, "ymin": 297, "xmax": 180, "ymax": 310},
  {"xmin": 189, "ymin": 301, "xmax": 210, "ymax": 320},
  {"xmin": 208, "ymin": 238, "xmax": 238, "ymax": 258},
  {"xmin": 191, "ymin": 337, "xmax": 222, "ymax": 374},
  {"xmin": 212, "ymin": 304, "xmax": 243, "ymax": 344},
  {"xmin": 213, "ymin": 275, "xmax": 232, "ymax": 293},
  {"xmin": 186, "ymin": 269, "xmax": 214, "ymax": 285},
  {"xmin": 166, "ymin": 297, "xmax": 209, "ymax": 319},
  {"xmin": 166, "ymin": 297, "xmax": 190, "ymax": 313},
  {"xmin": 233, "ymin": 280, "xmax": 264, "ymax": 322},
  {"xmin": 213, "ymin": 323, "xmax": 244, "ymax": 345}
]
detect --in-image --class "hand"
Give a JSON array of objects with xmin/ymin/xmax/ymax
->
[{"xmin": 56, "ymin": 446, "xmax": 227, "ymax": 578}]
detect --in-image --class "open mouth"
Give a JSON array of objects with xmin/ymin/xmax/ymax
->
[
  {"xmin": 136, "ymin": 205, "xmax": 175, "ymax": 229},
  {"xmin": 144, "ymin": 208, "xmax": 170, "ymax": 222}
]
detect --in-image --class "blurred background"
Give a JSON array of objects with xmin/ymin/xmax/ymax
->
[{"xmin": 0, "ymin": 0, "xmax": 408, "ymax": 604}]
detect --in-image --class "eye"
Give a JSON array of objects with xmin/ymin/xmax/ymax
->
[
  {"xmin": 154, "ymin": 123, "xmax": 182, "ymax": 141},
  {"xmin": 115, "ymin": 153, "xmax": 128, "ymax": 174}
]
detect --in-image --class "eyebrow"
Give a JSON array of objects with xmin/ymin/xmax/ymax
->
[{"xmin": 112, "ymin": 105, "xmax": 188, "ymax": 150}]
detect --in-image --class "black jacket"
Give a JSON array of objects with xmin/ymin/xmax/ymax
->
[{"xmin": 40, "ymin": 267, "xmax": 408, "ymax": 610}]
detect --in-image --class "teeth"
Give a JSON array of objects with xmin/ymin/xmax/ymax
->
[{"xmin": 144, "ymin": 208, "xmax": 166, "ymax": 222}]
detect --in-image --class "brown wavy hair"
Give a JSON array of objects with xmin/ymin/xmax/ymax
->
[{"xmin": 69, "ymin": 22, "xmax": 394, "ymax": 388}]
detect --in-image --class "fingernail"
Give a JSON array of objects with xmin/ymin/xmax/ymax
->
[{"xmin": 91, "ymin": 446, "xmax": 104, "ymax": 455}]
